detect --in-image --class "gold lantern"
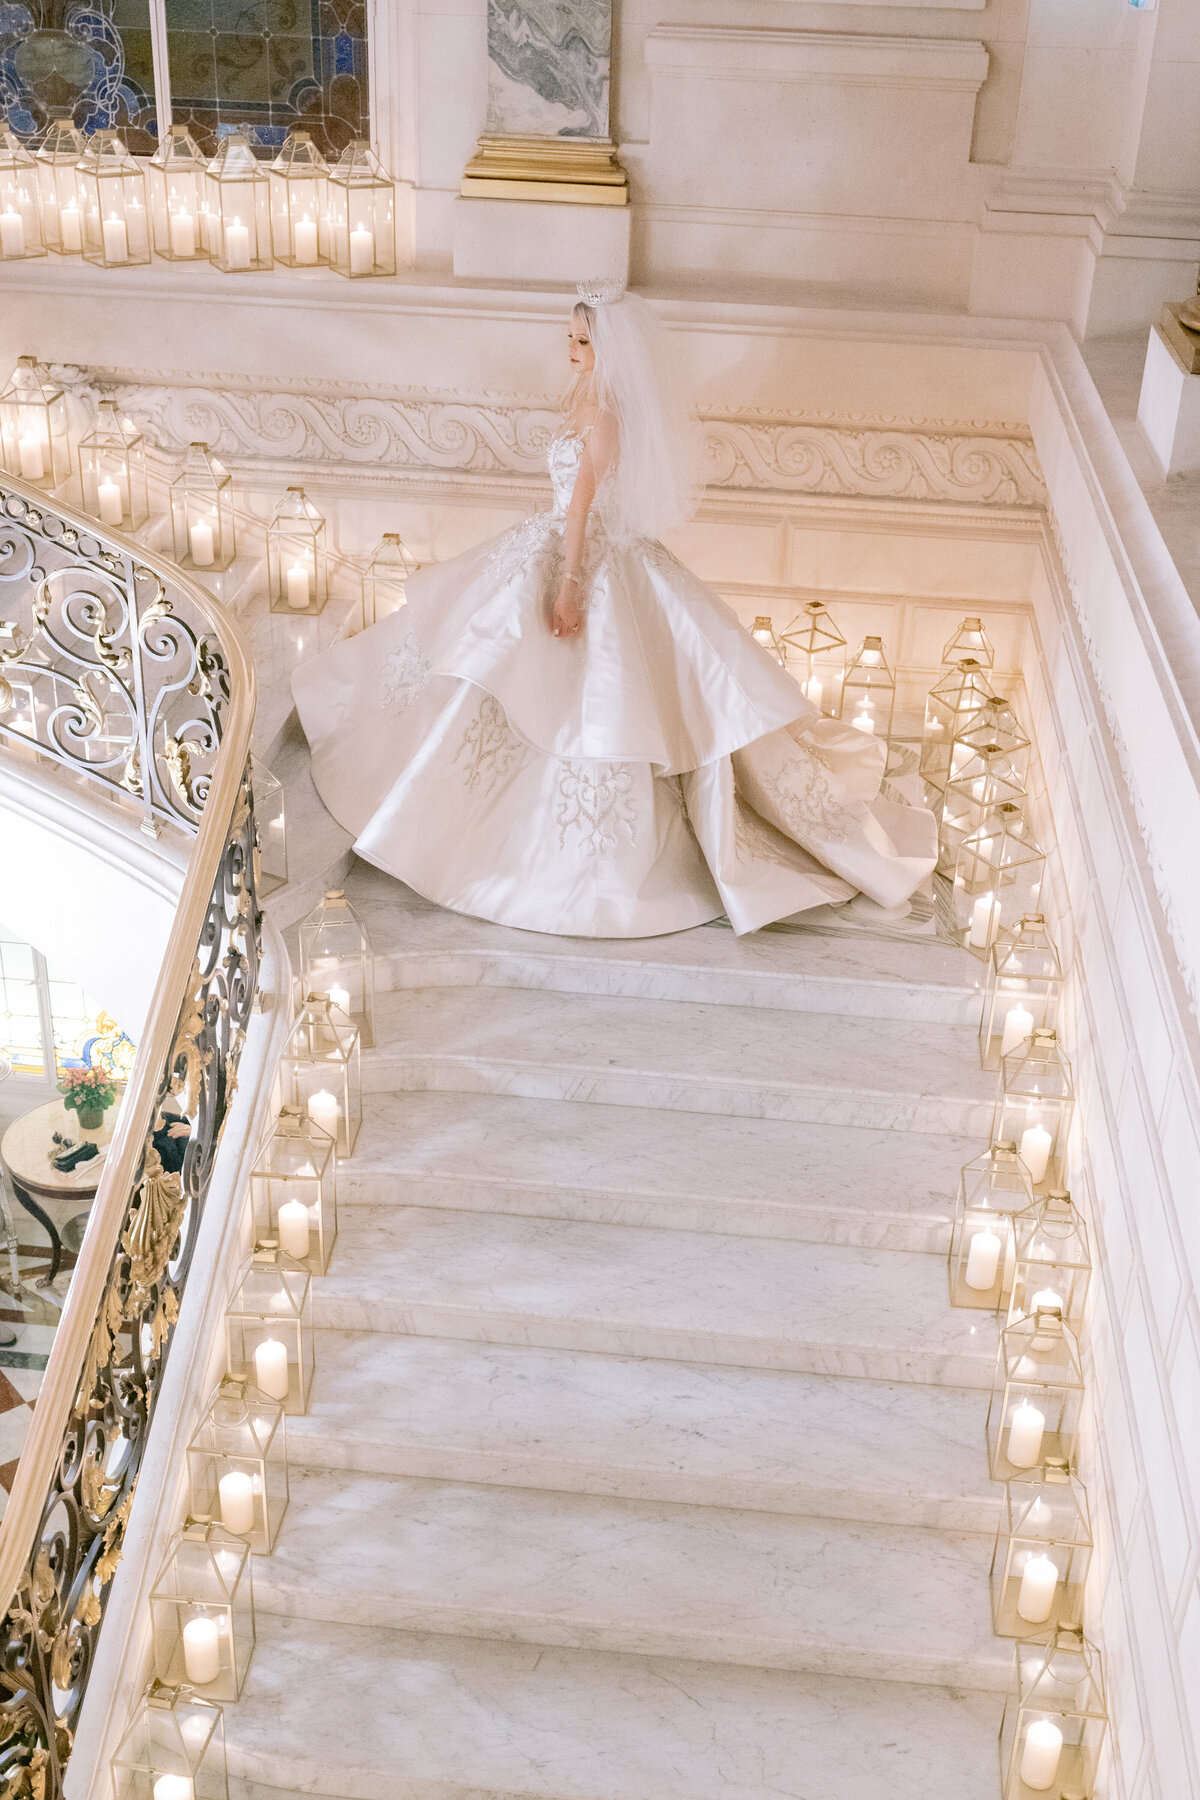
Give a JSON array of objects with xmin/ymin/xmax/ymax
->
[
  {"xmin": 942, "ymin": 614, "xmax": 995, "ymax": 669},
  {"xmin": 362, "ymin": 532, "xmax": 419, "ymax": 628},
  {"xmin": 110, "ymin": 1678, "xmax": 228, "ymax": 1800},
  {"xmin": 187, "ymin": 1376, "xmax": 289, "ymax": 1555},
  {"xmin": 268, "ymin": 129, "xmax": 329, "ymax": 268},
  {"xmin": 987, "ymin": 1306, "xmax": 1084, "ymax": 1482},
  {"xmin": 779, "ymin": 599, "xmax": 846, "ymax": 714},
  {"xmin": 327, "ymin": 139, "xmax": 396, "ymax": 277},
  {"xmin": 0, "ymin": 132, "xmax": 46, "ymax": 261},
  {"xmin": 299, "ymin": 887, "xmax": 376, "ymax": 1050},
  {"xmin": 0, "ymin": 355, "xmax": 70, "ymax": 488},
  {"xmin": 750, "ymin": 615, "xmax": 786, "ymax": 665},
  {"xmin": 77, "ymin": 130, "xmax": 151, "ymax": 267},
  {"xmin": 205, "ymin": 131, "xmax": 272, "ymax": 274},
  {"xmin": 994, "ymin": 1029, "xmax": 1074, "ymax": 1192},
  {"xmin": 991, "ymin": 1460, "xmax": 1093, "ymax": 1640},
  {"xmin": 980, "ymin": 913, "xmax": 1063, "ymax": 1071},
  {"xmin": 954, "ymin": 803, "xmax": 1046, "ymax": 958},
  {"xmin": 999, "ymin": 1626, "xmax": 1107, "ymax": 1798},
  {"xmin": 939, "ymin": 697, "xmax": 1031, "ymax": 875},
  {"xmin": 149, "ymin": 125, "xmax": 211, "ymax": 262},
  {"xmin": 35, "ymin": 120, "xmax": 86, "ymax": 254},
  {"xmin": 150, "ymin": 1521, "xmax": 255, "ymax": 1702},
  {"xmin": 78, "ymin": 399, "xmax": 148, "ymax": 531},
  {"xmin": 1008, "ymin": 1190, "xmax": 1091, "ymax": 1332},
  {"xmin": 947, "ymin": 1141, "xmax": 1035, "ymax": 1310},
  {"xmin": 251, "ymin": 756, "xmax": 287, "ymax": 897},
  {"xmin": 171, "ymin": 443, "xmax": 236, "ymax": 573},
  {"xmin": 267, "ymin": 486, "xmax": 328, "ymax": 616},
  {"xmin": 920, "ymin": 658, "xmax": 995, "ymax": 806},
  {"xmin": 250, "ymin": 1105, "xmax": 337, "ymax": 1277},
  {"xmin": 840, "ymin": 635, "xmax": 896, "ymax": 743},
  {"xmin": 225, "ymin": 1246, "xmax": 315, "ymax": 1415},
  {"xmin": 279, "ymin": 994, "xmax": 362, "ymax": 1157}
]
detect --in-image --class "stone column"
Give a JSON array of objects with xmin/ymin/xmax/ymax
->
[{"xmin": 454, "ymin": 0, "xmax": 631, "ymax": 284}]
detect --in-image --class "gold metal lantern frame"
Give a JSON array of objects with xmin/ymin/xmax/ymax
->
[
  {"xmin": 990, "ymin": 1459, "xmax": 1093, "ymax": 1640},
  {"xmin": 750, "ymin": 615, "xmax": 786, "ymax": 666},
  {"xmin": 986, "ymin": 1306, "xmax": 1085, "ymax": 1483},
  {"xmin": 187, "ymin": 1376, "xmax": 289, "ymax": 1556},
  {"xmin": 299, "ymin": 886, "xmax": 376, "ymax": 1051},
  {"xmin": 109, "ymin": 1678, "xmax": 229, "ymax": 1800},
  {"xmin": 250, "ymin": 1105, "xmax": 337, "ymax": 1277},
  {"xmin": 942, "ymin": 614, "xmax": 996, "ymax": 669},
  {"xmin": 362, "ymin": 533, "xmax": 419, "ymax": 628},
  {"xmin": 980, "ymin": 914, "xmax": 1063, "ymax": 1071},
  {"xmin": 327, "ymin": 139, "xmax": 396, "ymax": 277},
  {"xmin": 0, "ymin": 354, "xmax": 70, "ymax": 488},
  {"xmin": 920, "ymin": 658, "xmax": 995, "ymax": 806},
  {"xmin": 150, "ymin": 1521, "xmax": 255, "ymax": 1703},
  {"xmin": 149, "ymin": 125, "xmax": 211, "ymax": 262},
  {"xmin": 267, "ymin": 486, "xmax": 328, "ymax": 616},
  {"xmin": 79, "ymin": 399, "xmax": 149, "ymax": 531},
  {"xmin": 994, "ymin": 1029, "xmax": 1074, "ymax": 1193},
  {"xmin": 840, "ymin": 635, "xmax": 895, "ymax": 743},
  {"xmin": 35, "ymin": 119, "xmax": 86, "ymax": 254},
  {"xmin": 205, "ymin": 132, "xmax": 272, "ymax": 274},
  {"xmin": 77, "ymin": 130, "xmax": 151, "ymax": 267},
  {"xmin": 171, "ymin": 442, "xmax": 237, "ymax": 573},
  {"xmin": 940, "ymin": 697, "xmax": 1031, "ymax": 875},
  {"xmin": 0, "ymin": 131, "xmax": 46, "ymax": 260},
  {"xmin": 947, "ymin": 1140, "xmax": 1035, "ymax": 1311},
  {"xmin": 279, "ymin": 993, "xmax": 362, "ymax": 1157},
  {"xmin": 269, "ymin": 130, "xmax": 330, "ymax": 267},
  {"xmin": 225, "ymin": 1247, "xmax": 315, "ymax": 1416},
  {"xmin": 999, "ymin": 1625, "xmax": 1107, "ymax": 1799},
  {"xmin": 954, "ymin": 803, "xmax": 1046, "ymax": 958},
  {"xmin": 251, "ymin": 756, "xmax": 288, "ymax": 897},
  {"xmin": 1007, "ymin": 1189, "xmax": 1091, "ymax": 1333},
  {"xmin": 779, "ymin": 598, "xmax": 846, "ymax": 714}
]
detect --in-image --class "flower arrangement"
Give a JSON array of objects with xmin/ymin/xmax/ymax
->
[{"xmin": 58, "ymin": 1064, "xmax": 117, "ymax": 1125}]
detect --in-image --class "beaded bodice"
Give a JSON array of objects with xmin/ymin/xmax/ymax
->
[{"xmin": 547, "ymin": 426, "xmax": 587, "ymax": 518}]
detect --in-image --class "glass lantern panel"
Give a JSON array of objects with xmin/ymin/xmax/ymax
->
[
  {"xmin": 955, "ymin": 804, "xmax": 1046, "ymax": 956},
  {"xmin": 920, "ymin": 660, "xmax": 995, "ymax": 798},
  {"xmin": 0, "ymin": 354, "xmax": 69, "ymax": 487},
  {"xmin": 187, "ymin": 1377, "xmax": 289, "ymax": 1555},
  {"xmin": 991, "ymin": 1464, "xmax": 1093, "ymax": 1639},
  {"xmin": 170, "ymin": 442, "xmax": 236, "ymax": 572},
  {"xmin": 79, "ymin": 401, "xmax": 149, "ymax": 530},
  {"xmin": 150, "ymin": 1524, "xmax": 255, "ymax": 1703},
  {"xmin": 942, "ymin": 615, "xmax": 995, "ymax": 668},
  {"xmin": 250, "ymin": 757, "xmax": 287, "ymax": 898},
  {"xmin": 110, "ymin": 1681, "xmax": 228, "ymax": 1800},
  {"xmin": 35, "ymin": 121, "xmax": 87, "ymax": 254},
  {"xmin": 749, "ymin": 616, "xmax": 785, "ymax": 665},
  {"xmin": 149, "ymin": 126, "xmax": 211, "ymax": 261},
  {"xmin": 948, "ymin": 1142, "xmax": 1034, "ymax": 1310},
  {"xmin": 940, "ymin": 744, "xmax": 1029, "ymax": 876},
  {"xmin": 269, "ymin": 131, "xmax": 329, "ymax": 267},
  {"xmin": 994, "ymin": 1030, "xmax": 1074, "ymax": 1191},
  {"xmin": 0, "ymin": 132, "xmax": 46, "ymax": 260},
  {"xmin": 363, "ymin": 533, "xmax": 419, "ymax": 628},
  {"xmin": 1008, "ymin": 1191, "xmax": 1091, "ymax": 1330},
  {"xmin": 77, "ymin": 131, "xmax": 151, "ymax": 267},
  {"xmin": 250, "ymin": 1105, "xmax": 337, "ymax": 1276},
  {"xmin": 299, "ymin": 888, "xmax": 376, "ymax": 1049},
  {"xmin": 780, "ymin": 599, "xmax": 846, "ymax": 713},
  {"xmin": 267, "ymin": 486, "xmax": 328, "ymax": 616},
  {"xmin": 841, "ymin": 636, "xmax": 895, "ymax": 741},
  {"xmin": 1000, "ymin": 1628, "xmax": 1108, "ymax": 1799},
  {"xmin": 327, "ymin": 140, "xmax": 396, "ymax": 277},
  {"xmin": 225, "ymin": 1249, "xmax": 315, "ymax": 1415},
  {"xmin": 987, "ymin": 1310, "xmax": 1085, "ymax": 1481},
  {"xmin": 280, "ymin": 996, "xmax": 362, "ymax": 1156},
  {"xmin": 981, "ymin": 915, "xmax": 1064, "ymax": 1070},
  {"xmin": 205, "ymin": 132, "xmax": 272, "ymax": 273}
]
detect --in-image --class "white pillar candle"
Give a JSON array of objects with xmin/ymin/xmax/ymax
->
[
  {"xmin": 153, "ymin": 1774, "xmax": 194, "ymax": 1800},
  {"xmin": 293, "ymin": 215, "xmax": 318, "ymax": 264},
  {"xmin": 349, "ymin": 224, "xmax": 375, "ymax": 273},
  {"xmin": 278, "ymin": 1197, "xmax": 311, "ymax": 1261},
  {"xmin": 1030, "ymin": 1287, "xmax": 1064, "ymax": 1316},
  {"xmin": 964, "ymin": 1224, "xmax": 1001, "ymax": 1291},
  {"xmin": 17, "ymin": 433, "xmax": 44, "ymax": 481},
  {"xmin": 253, "ymin": 1336, "xmax": 290, "ymax": 1401},
  {"xmin": 1019, "ymin": 1718, "xmax": 1063, "ymax": 1790},
  {"xmin": 285, "ymin": 561, "xmax": 310, "ymax": 609},
  {"xmin": 181, "ymin": 1614, "xmax": 221, "ymax": 1686},
  {"xmin": 225, "ymin": 218, "xmax": 251, "ymax": 269},
  {"xmin": 98, "ymin": 477, "xmax": 123, "ymax": 525},
  {"xmin": 218, "ymin": 1468, "xmax": 255, "ymax": 1535},
  {"xmin": 805, "ymin": 676, "xmax": 823, "ymax": 708},
  {"xmin": 1016, "ymin": 1551, "xmax": 1060, "ymax": 1624},
  {"xmin": 189, "ymin": 518, "xmax": 215, "ymax": 566},
  {"xmin": 968, "ymin": 891, "xmax": 999, "ymax": 948},
  {"xmin": 170, "ymin": 208, "xmax": 196, "ymax": 257},
  {"xmin": 126, "ymin": 198, "xmax": 148, "ymax": 255},
  {"xmin": 328, "ymin": 983, "xmax": 350, "ymax": 1014},
  {"xmin": 102, "ymin": 213, "xmax": 128, "ymax": 263},
  {"xmin": 1007, "ymin": 1399, "xmax": 1046, "ymax": 1469},
  {"xmin": 1001, "ymin": 1003, "xmax": 1035, "ymax": 1058},
  {"xmin": 0, "ymin": 208, "xmax": 25, "ymax": 256},
  {"xmin": 59, "ymin": 201, "xmax": 81, "ymax": 250},
  {"xmin": 308, "ymin": 1088, "xmax": 340, "ymax": 1141},
  {"xmin": 1020, "ymin": 1123, "xmax": 1053, "ymax": 1185},
  {"xmin": 851, "ymin": 709, "xmax": 875, "ymax": 734}
]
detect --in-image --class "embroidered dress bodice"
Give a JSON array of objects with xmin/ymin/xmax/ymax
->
[{"xmin": 547, "ymin": 425, "xmax": 588, "ymax": 518}]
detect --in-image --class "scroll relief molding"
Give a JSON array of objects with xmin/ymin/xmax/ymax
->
[{"xmin": 49, "ymin": 369, "xmax": 1048, "ymax": 511}]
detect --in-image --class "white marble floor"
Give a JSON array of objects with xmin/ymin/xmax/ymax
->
[{"xmin": 228, "ymin": 868, "xmax": 1005, "ymax": 1800}]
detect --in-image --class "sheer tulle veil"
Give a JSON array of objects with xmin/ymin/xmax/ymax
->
[{"xmin": 570, "ymin": 282, "xmax": 704, "ymax": 546}]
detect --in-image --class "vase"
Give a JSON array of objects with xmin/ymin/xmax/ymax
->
[{"xmin": 75, "ymin": 1105, "xmax": 105, "ymax": 1132}]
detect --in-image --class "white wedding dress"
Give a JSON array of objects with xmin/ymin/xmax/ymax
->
[{"xmin": 293, "ymin": 425, "xmax": 937, "ymax": 938}]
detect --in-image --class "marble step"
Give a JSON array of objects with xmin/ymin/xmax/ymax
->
[
  {"xmin": 252, "ymin": 1469, "xmax": 1009, "ymax": 1690},
  {"xmin": 363, "ymin": 987, "xmax": 996, "ymax": 1137},
  {"xmin": 225, "ymin": 1615, "xmax": 1002, "ymax": 1800},
  {"xmin": 342, "ymin": 1090, "xmax": 968, "ymax": 1251},
  {"xmin": 287, "ymin": 1332, "xmax": 1002, "ymax": 1532},
  {"xmin": 313, "ymin": 1208, "xmax": 1000, "ymax": 1387},
  {"xmin": 263, "ymin": 719, "xmax": 355, "ymax": 932},
  {"xmin": 344, "ymin": 864, "xmax": 982, "ymax": 1021}
]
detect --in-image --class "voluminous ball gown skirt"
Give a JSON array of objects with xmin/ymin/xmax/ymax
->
[{"xmin": 293, "ymin": 447, "xmax": 936, "ymax": 938}]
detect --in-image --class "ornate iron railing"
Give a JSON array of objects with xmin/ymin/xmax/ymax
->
[{"xmin": 0, "ymin": 473, "xmax": 259, "ymax": 1798}]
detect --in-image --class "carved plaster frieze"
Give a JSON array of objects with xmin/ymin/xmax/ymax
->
[{"xmin": 48, "ymin": 367, "xmax": 1047, "ymax": 510}]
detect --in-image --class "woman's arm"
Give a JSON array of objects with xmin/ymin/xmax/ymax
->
[{"xmin": 552, "ymin": 411, "xmax": 618, "ymax": 638}]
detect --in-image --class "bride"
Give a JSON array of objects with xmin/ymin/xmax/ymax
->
[{"xmin": 292, "ymin": 283, "xmax": 936, "ymax": 938}]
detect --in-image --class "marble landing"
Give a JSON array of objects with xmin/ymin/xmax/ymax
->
[
  {"xmin": 253, "ymin": 1469, "xmax": 1010, "ymax": 1690},
  {"xmin": 286, "ymin": 1333, "xmax": 1002, "ymax": 1532},
  {"xmin": 341, "ymin": 1090, "xmax": 971, "ymax": 1251},
  {"xmin": 225, "ymin": 1617, "xmax": 1002, "ymax": 1800},
  {"xmin": 343, "ymin": 866, "xmax": 983, "ymax": 1022},
  {"xmin": 363, "ymin": 987, "xmax": 996, "ymax": 1137},
  {"xmin": 312, "ymin": 1208, "xmax": 1000, "ymax": 1388}
]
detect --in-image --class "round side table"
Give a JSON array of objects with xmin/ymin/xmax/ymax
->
[{"xmin": 0, "ymin": 1092, "xmax": 124, "ymax": 1286}]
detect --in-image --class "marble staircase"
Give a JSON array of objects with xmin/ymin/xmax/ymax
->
[{"xmin": 227, "ymin": 869, "xmax": 1009, "ymax": 1800}]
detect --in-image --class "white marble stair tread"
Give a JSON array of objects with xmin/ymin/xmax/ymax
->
[
  {"xmin": 225, "ymin": 1615, "xmax": 1001, "ymax": 1800},
  {"xmin": 314, "ymin": 1207, "xmax": 999, "ymax": 1386},
  {"xmin": 253, "ymin": 1469, "xmax": 1009, "ymax": 1689},
  {"xmin": 343, "ymin": 1090, "xmax": 968, "ymax": 1250},
  {"xmin": 363, "ymin": 986, "xmax": 995, "ymax": 1136},
  {"xmin": 345, "ymin": 865, "xmax": 981, "ymax": 1020},
  {"xmin": 287, "ymin": 1332, "xmax": 1001, "ymax": 1531}
]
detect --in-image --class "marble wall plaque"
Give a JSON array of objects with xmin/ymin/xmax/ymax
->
[{"xmin": 486, "ymin": 0, "xmax": 612, "ymax": 139}]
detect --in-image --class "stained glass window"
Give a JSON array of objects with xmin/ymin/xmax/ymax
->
[{"xmin": 0, "ymin": 1, "xmax": 158, "ymax": 150}]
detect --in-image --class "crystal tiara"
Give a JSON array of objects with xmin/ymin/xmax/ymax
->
[{"xmin": 576, "ymin": 277, "xmax": 626, "ymax": 306}]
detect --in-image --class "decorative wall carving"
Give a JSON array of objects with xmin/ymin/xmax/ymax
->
[{"xmin": 50, "ymin": 368, "xmax": 1047, "ymax": 511}]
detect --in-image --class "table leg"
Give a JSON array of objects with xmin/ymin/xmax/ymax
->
[{"xmin": 10, "ymin": 1179, "xmax": 63, "ymax": 1287}]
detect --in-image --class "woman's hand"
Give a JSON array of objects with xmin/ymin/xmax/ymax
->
[{"xmin": 551, "ymin": 579, "xmax": 585, "ymax": 639}]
